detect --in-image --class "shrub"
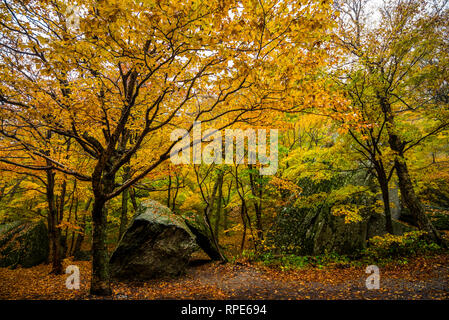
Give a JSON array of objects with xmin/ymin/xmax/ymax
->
[
  {"xmin": 363, "ymin": 231, "xmax": 442, "ymax": 259},
  {"xmin": 255, "ymin": 250, "xmax": 351, "ymax": 270}
]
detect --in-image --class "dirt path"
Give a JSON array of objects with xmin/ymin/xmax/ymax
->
[
  {"xmin": 0, "ymin": 254, "xmax": 448, "ymax": 300},
  {"xmin": 170, "ymin": 255, "xmax": 449, "ymax": 300}
]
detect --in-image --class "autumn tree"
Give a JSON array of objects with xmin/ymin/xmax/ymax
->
[
  {"xmin": 0, "ymin": 126, "xmax": 89, "ymax": 273},
  {"xmin": 333, "ymin": 0, "xmax": 449, "ymax": 243},
  {"xmin": 0, "ymin": 0, "xmax": 335, "ymax": 295}
]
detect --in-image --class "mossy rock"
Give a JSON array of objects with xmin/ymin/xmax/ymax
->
[
  {"xmin": 110, "ymin": 200, "xmax": 199, "ymax": 280},
  {"xmin": 184, "ymin": 219, "xmax": 226, "ymax": 261},
  {"xmin": 270, "ymin": 205, "xmax": 414, "ymax": 256},
  {"xmin": 366, "ymin": 212, "xmax": 415, "ymax": 238},
  {"xmin": 0, "ymin": 220, "xmax": 49, "ymax": 268}
]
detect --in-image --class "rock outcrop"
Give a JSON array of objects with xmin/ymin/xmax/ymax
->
[
  {"xmin": 271, "ymin": 204, "xmax": 414, "ymax": 255},
  {"xmin": 110, "ymin": 200, "xmax": 198, "ymax": 280},
  {"xmin": 0, "ymin": 220, "xmax": 49, "ymax": 268},
  {"xmin": 184, "ymin": 218, "xmax": 226, "ymax": 262}
]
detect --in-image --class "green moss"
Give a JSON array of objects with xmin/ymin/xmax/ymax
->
[{"xmin": 0, "ymin": 220, "xmax": 49, "ymax": 268}]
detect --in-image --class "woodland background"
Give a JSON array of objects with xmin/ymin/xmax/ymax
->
[{"xmin": 0, "ymin": 0, "xmax": 448, "ymax": 299}]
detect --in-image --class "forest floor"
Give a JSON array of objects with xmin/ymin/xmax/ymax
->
[{"xmin": 0, "ymin": 253, "xmax": 448, "ymax": 300}]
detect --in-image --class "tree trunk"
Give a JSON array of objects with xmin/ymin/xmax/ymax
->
[
  {"xmin": 223, "ymin": 182, "xmax": 232, "ymax": 231},
  {"xmin": 254, "ymin": 205, "xmax": 263, "ymax": 241},
  {"xmin": 374, "ymin": 161, "xmax": 394, "ymax": 234},
  {"xmin": 394, "ymin": 157, "xmax": 443, "ymax": 243},
  {"xmin": 68, "ymin": 196, "xmax": 79, "ymax": 256},
  {"xmin": 240, "ymin": 203, "xmax": 247, "ymax": 253},
  {"xmin": 46, "ymin": 210, "xmax": 51, "ymax": 264},
  {"xmin": 172, "ymin": 174, "xmax": 180, "ymax": 212},
  {"xmin": 167, "ymin": 173, "xmax": 171, "ymax": 208},
  {"xmin": 248, "ymin": 167, "xmax": 263, "ymax": 241},
  {"xmin": 203, "ymin": 175, "xmax": 227, "ymax": 262},
  {"xmin": 46, "ymin": 166, "xmax": 63, "ymax": 274},
  {"xmin": 380, "ymin": 95, "xmax": 444, "ymax": 244},
  {"xmin": 64, "ymin": 190, "xmax": 76, "ymax": 258},
  {"xmin": 214, "ymin": 172, "xmax": 224, "ymax": 239},
  {"xmin": 118, "ymin": 166, "xmax": 130, "ymax": 241},
  {"xmin": 72, "ymin": 198, "xmax": 91, "ymax": 256},
  {"xmin": 90, "ymin": 198, "xmax": 112, "ymax": 296},
  {"xmin": 130, "ymin": 187, "xmax": 138, "ymax": 211},
  {"xmin": 118, "ymin": 188, "xmax": 129, "ymax": 241}
]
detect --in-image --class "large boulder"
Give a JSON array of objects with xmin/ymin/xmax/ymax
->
[
  {"xmin": 270, "ymin": 204, "xmax": 414, "ymax": 255},
  {"xmin": 366, "ymin": 210, "xmax": 415, "ymax": 239},
  {"xmin": 0, "ymin": 220, "xmax": 49, "ymax": 268},
  {"xmin": 110, "ymin": 200, "xmax": 198, "ymax": 280},
  {"xmin": 183, "ymin": 212, "xmax": 227, "ymax": 261}
]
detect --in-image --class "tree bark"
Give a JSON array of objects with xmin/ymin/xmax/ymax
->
[
  {"xmin": 90, "ymin": 198, "xmax": 112, "ymax": 296},
  {"xmin": 68, "ymin": 197, "xmax": 78, "ymax": 256},
  {"xmin": 90, "ymin": 154, "xmax": 116, "ymax": 296},
  {"xmin": 240, "ymin": 203, "xmax": 247, "ymax": 253},
  {"xmin": 167, "ymin": 173, "xmax": 171, "ymax": 208},
  {"xmin": 172, "ymin": 174, "xmax": 180, "ymax": 212},
  {"xmin": 130, "ymin": 187, "xmax": 138, "ymax": 211},
  {"xmin": 223, "ymin": 181, "xmax": 232, "ymax": 231},
  {"xmin": 380, "ymin": 95, "xmax": 444, "ymax": 244},
  {"xmin": 214, "ymin": 172, "xmax": 224, "ymax": 239},
  {"xmin": 374, "ymin": 161, "xmax": 394, "ymax": 234},
  {"xmin": 46, "ymin": 165, "xmax": 63, "ymax": 274},
  {"xmin": 394, "ymin": 157, "xmax": 443, "ymax": 243},
  {"xmin": 248, "ymin": 167, "xmax": 264, "ymax": 241},
  {"xmin": 118, "ymin": 166, "xmax": 130, "ymax": 241},
  {"xmin": 72, "ymin": 198, "xmax": 91, "ymax": 256},
  {"xmin": 203, "ymin": 174, "xmax": 227, "ymax": 262}
]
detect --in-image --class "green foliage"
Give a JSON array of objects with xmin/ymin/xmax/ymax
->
[
  {"xmin": 239, "ymin": 230, "xmax": 444, "ymax": 271},
  {"xmin": 256, "ymin": 251, "xmax": 351, "ymax": 270},
  {"xmin": 362, "ymin": 231, "xmax": 442, "ymax": 261},
  {"xmin": 428, "ymin": 210, "xmax": 449, "ymax": 230},
  {"xmin": 267, "ymin": 171, "xmax": 376, "ymax": 255}
]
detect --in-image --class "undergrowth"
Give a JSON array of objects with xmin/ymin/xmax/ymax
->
[{"xmin": 235, "ymin": 231, "xmax": 445, "ymax": 270}]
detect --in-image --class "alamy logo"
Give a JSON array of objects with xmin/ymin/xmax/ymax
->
[
  {"xmin": 365, "ymin": 265, "xmax": 380, "ymax": 290},
  {"xmin": 170, "ymin": 121, "xmax": 278, "ymax": 175},
  {"xmin": 65, "ymin": 265, "xmax": 80, "ymax": 290}
]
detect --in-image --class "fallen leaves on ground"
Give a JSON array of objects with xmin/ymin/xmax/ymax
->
[{"xmin": 0, "ymin": 254, "xmax": 448, "ymax": 300}]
